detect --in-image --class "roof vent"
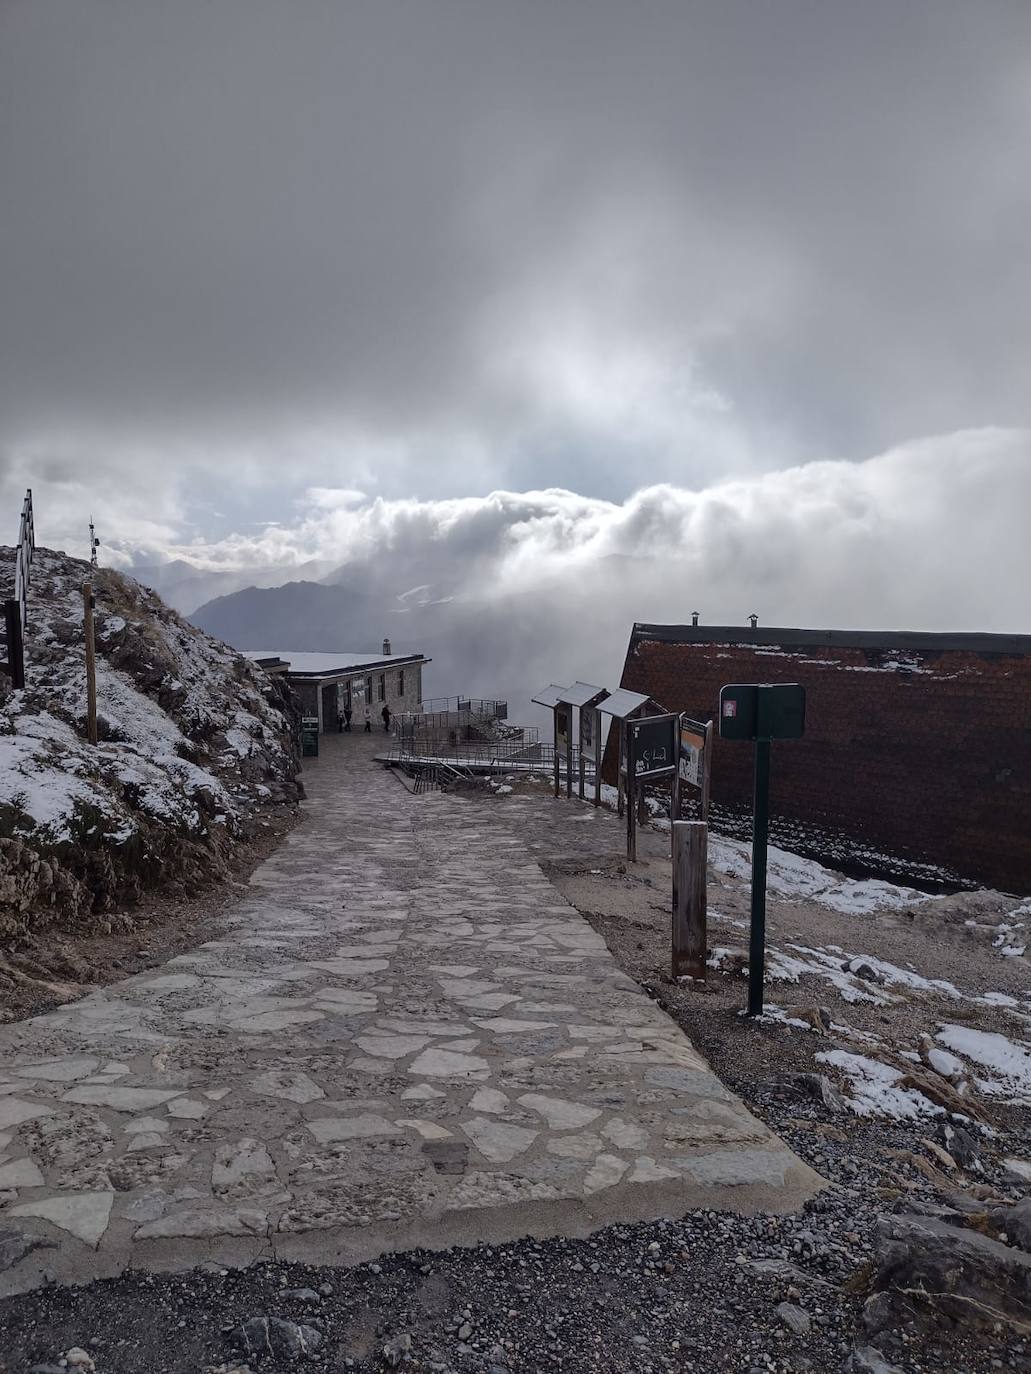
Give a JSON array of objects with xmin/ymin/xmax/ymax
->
[{"xmin": 382, "ymin": 637, "xmax": 391, "ymax": 655}]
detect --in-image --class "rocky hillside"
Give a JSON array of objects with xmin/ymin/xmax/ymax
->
[{"xmin": 0, "ymin": 546, "xmax": 301, "ymax": 940}]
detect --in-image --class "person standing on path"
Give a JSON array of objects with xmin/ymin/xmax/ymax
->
[
  {"xmin": 363, "ymin": 706, "xmax": 372, "ymax": 732},
  {"xmin": 337, "ymin": 711, "xmax": 344, "ymax": 733},
  {"xmin": 382, "ymin": 704, "xmax": 392, "ymax": 732},
  {"xmin": 343, "ymin": 705, "xmax": 353, "ymax": 732}
]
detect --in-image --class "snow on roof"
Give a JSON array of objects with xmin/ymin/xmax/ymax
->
[
  {"xmin": 563, "ymin": 681, "xmax": 608, "ymax": 708},
  {"xmin": 245, "ymin": 650, "xmax": 427, "ymax": 678},
  {"xmin": 597, "ymin": 687, "xmax": 649, "ymax": 719},
  {"xmin": 531, "ymin": 683, "xmax": 569, "ymax": 709}
]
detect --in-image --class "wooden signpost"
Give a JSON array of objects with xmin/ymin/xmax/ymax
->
[
  {"xmin": 82, "ymin": 583, "xmax": 98, "ymax": 746},
  {"xmin": 672, "ymin": 820, "xmax": 708, "ymax": 979}
]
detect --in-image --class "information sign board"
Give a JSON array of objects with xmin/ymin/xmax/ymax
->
[
  {"xmin": 300, "ymin": 715, "xmax": 320, "ymax": 758},
  {"xmin": 719, "ymin": 683, "xmax": 806, "ymax": 741},
  {"xmin": 556, "ymin": 704, "xmax": 570, "ymax": 757},
  {"xmin": 629, "ymin": 713, "xmax": 677, "ymax": 779},
  {"xmin": 679, "ymin": 717, "xmax": 707, "ymax": 785},
  {"xmin": 579, "ymin": 705, "xmax": 597, "ymax": 761}
]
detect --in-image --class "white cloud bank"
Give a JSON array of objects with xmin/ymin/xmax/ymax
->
[{"xmin": 113, "ymin": 427, "xmax": 1029, "ymax": 637}]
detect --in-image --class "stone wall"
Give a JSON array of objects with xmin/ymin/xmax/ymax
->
[{"xmin": 612, "ymin": 624, "xmax": 1031, "ymax": 893}]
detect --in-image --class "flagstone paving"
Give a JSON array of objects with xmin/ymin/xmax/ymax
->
[{"xmin": 0, "ymin": 733, "xmax": 820, "ymax": 1294}]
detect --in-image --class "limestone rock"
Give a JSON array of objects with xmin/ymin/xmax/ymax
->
[
  {"xmin": 232, "ymin": 1316, "xmax": 324, "ymax": 1361},
  {"xmin": 869, "ymin": 1213, "xmax": 1031, "ymax": 1335}
]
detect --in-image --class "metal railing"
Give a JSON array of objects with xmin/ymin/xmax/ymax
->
[
  {"xmin": 419, "ymin": 696, "xmax": 508, "ymax": 719},
  {"xmin": 2, "ymin": 489, "xmax": 34, "ymax": 689},
  {"xmin": 391, "ymin": 737, "xmax": 591, "ymax": 777}
]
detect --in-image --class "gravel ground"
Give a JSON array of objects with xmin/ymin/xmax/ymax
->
[
  {"xmin": 0, "ymin": 1209, "xmax": 1020, "ymax": 1374},
  {"xmin": 2, "ymin": 780, "xmax": 1029, "ymax": 1373}
]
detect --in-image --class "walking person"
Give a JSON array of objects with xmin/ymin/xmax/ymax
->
[
  {"xmin": 381, "ymin": 703, "xmax": 392, "ymax": 732},
  {"xmin": 343, "ymin": 705, "xmax": 352, "ymax": 732},
  {"xmin": 363, "ymin": 705, "xmax": 372, "ymax": 732}
]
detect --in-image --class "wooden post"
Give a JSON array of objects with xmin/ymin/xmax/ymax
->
[
  {"xmin": 672, "ymin": 820, "xmax": 707, "ymax": 979},
  {"xmin": 578, "ymin": 708, "xmax": 586, "ymax": 801},
  {"xmin": 701, "ymin": 719, "xmax": 714, "ymax": 822},
  {"xmin": 83, "ymin": 582, "xmax": 98, "ymax": 745},
  {"xmin": 593, "ymin": 708, "xmax": 602, "ymax": 808},
  {"xmin": 566, "ymin": 713, "xmax": 573, "ymax": 799},
  {"xmin": 4, "ymin": 600, "xmax": 25, "ymax": 690},
  {"xmin": 626, "ymin": 726, "xmax": 636, "ymax": 862},
  {"xmin": 617, "ymin": 720, "xmax": 625, "ymax": 818},
  {"xmin": 553, "ymin": 706, "xmax": 560, "ymax": 798}
]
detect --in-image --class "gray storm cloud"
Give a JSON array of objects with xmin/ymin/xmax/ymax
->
[{"xmin": 2, "ymin": 0, "xmax": 1031, "ymax": 531}]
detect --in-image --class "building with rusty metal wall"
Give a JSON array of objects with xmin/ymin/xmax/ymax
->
[{"xmin": 614, "ymin": 623, "xmax": 1031, "ymax": 893}]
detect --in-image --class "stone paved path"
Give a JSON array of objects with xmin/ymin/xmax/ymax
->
[{"xmin": 0, "ymin": 734, "xmax": 820, "ymax": 1294}]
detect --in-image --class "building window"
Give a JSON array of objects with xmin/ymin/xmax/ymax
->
[
  {"xmin": 378, "ymin": 673, "xmax": 385, "ymax": 701},
  {"xmin": 398, "ymin": 669, "xmax": 405, "ymax": 697},
  {"xmin": 366, "ymin": 676, "xmax": 373, "ymax": 702}
]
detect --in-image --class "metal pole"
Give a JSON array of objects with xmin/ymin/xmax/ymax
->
[
  {"xmin": 626, "ymin": 727, "xmax": 636, "ymax": 862},
  {"xmin": 83, "ymin": 582, "xmax": 98, "ymax": 745},
  {"xmin": 747, "ymin": 738, "xmax": 771, "ymax": 1015},
  {"xmin": 566, "ymin": 718, "xmax": 573, "ymax": 798}
]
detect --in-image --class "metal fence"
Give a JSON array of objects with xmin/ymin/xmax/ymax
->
[
  {"xmin": 2, "ymin": 489, "xmax": 34, "ymax": 689},
  {"xmin": 418, "ymin": 696, "xmax": 508, "ymax": 721}
]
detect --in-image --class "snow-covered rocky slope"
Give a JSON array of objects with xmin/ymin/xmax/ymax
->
[{"xmin": 0, "ymin": 546, "xmax": 301, "ymax": 936}]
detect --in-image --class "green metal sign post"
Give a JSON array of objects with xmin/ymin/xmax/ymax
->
[{"xmin": 719, "ymin": 683, "xmax": 806, "ymax": 1016}]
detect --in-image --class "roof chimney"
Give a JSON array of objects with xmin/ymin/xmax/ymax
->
[
  {"xmin": 748, "ymin": 613, "xmax": 758, "ymax": 629},
  {"xmin": 382, "ymin": 637, "xmax": 391, "ymax": 656},
  {"xmin": 691, "ymin": 610, "xmax": 700, "ymax": 627}
]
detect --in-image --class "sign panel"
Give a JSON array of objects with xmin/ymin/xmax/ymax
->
[
  {"xmin": 629, "ymin": 713, "xmax": 677, "ymax": 778},
  {"xmin": 300, "ymin": 715, "xmax": 320, "ymax": 758},
  {"xmin": 718, "ymin": 683, "xmax": 806, "ymax": 741},
  {"xmin": 556, "ymin": 704, "xmax": 570, "ymax": 757},
  {"xmin": 679, "ymin": 717, "xmax": 707, "ymax": 785},
  {"xmin": 579, "ymin": 705, "xmax": 597, "ymax": 761}
]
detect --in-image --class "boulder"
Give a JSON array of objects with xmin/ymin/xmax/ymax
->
[
  {"xmin": 231, "ymin": 1316, "xmax": 324, "ymax": 1361},
  {"xmin": 845, "ymin": 1347, "xmax": 903, "ymax": 1374},
  {"xmin": 989, "ymin": 1197, "xmax": 1031, "ymax": 1252},
  {"xmin": 869, "ymin": 1213, "xmax": 1031, "ymax": 1335}
]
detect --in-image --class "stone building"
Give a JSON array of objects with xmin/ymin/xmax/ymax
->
[
  {"xmin": 612, "ymin": 622, "xmax": 1031, "ymax": 893},
  {"xmin": 247, "ymin": 640, "xmax": 430, "ymax": 732}
]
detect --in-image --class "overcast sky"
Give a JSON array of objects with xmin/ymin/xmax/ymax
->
[{"xmin": 1, "ymin": 1, "xmax": 1029, "ymax": 631}]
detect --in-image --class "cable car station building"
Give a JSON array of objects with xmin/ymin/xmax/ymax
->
[{"xmin": 246, "ymin": 642, "xmax": 430, "ymax": 733}]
